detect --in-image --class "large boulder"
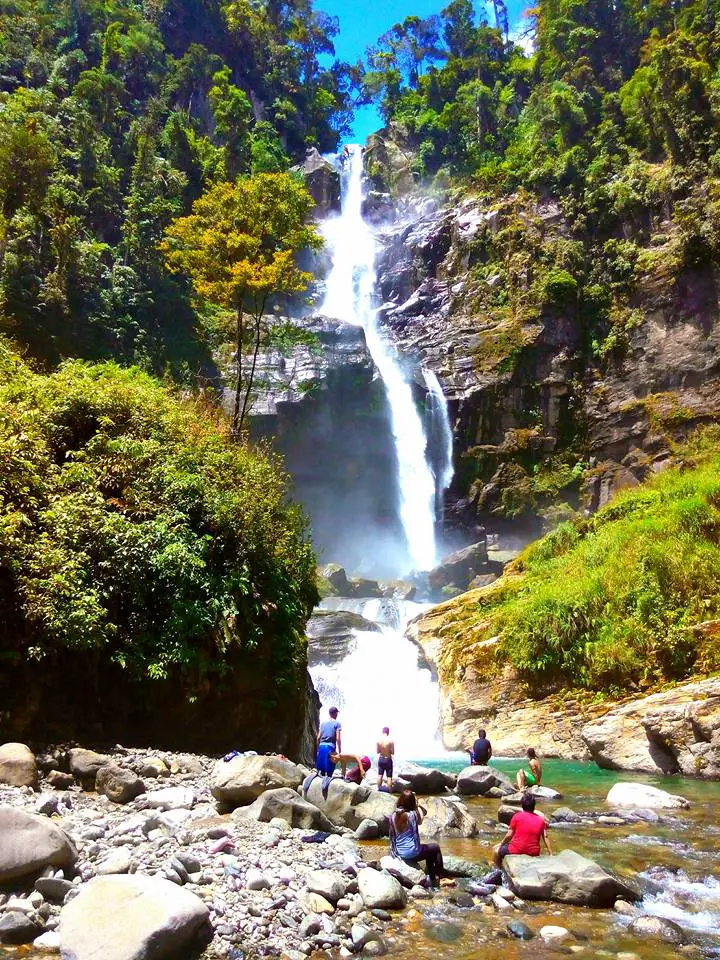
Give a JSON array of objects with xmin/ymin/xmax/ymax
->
[
  {"xmin": 503, "ymin": 849, "xmax": 641, "ymax": 907},
  {"xmin": 420, "ymin": 796, "xmax": 477, "ymax": 839},
  {"xmin": 393, "ymin": 761, "xmax": 456, "ymax": 794},
  {"xmin": 581, "ymin": 678, "xmax": 720, "ymax": 778},
  {"xmin": 59, "ymin": 874, "xmax": 211, "ymax": 960},
  {"xmin": 96, "ymin": 764, "xmax": 145, "ymax": 805},
  {"xmin": 211, "ymin": 755, "xmax": 304, "ymax": 809},
  {"xmin": 606, "ymin": 782, "xmax": 690, "ymax": 810},
  {"xmin": 427, "ymin": 541, "xmax": 489, "ymax": 596},
  {"xmin": 456, "ymin": 765, "xmax": 514, "ymax": 796},
  {"xmin": 0, "ymin": 742, "xmax": 37, "ymax": 788},
  {"xmin": 306, "ymin": 609, "xmax": 380, "ymax": 666},
  {"xmin": 319, "ymin": 563, "xmax": 349, "ymax": 595},
  {"xmin": 235, "ymin": 788, "xmax": 338, "ymax": 832},
  {"xmin": 68, "ymin": 748, "xmax": 111, "ymax": 788},
  {"xmin": 306, "ymin": 869, "xmax": 348, "ymax": 905},
  {"xmin": 302, "ymin": 776, "xmax": 396, "ymax": 833},
  {"xmin": 298, "ymin": 148, "xmax": 340, "ymax": 217},
  {"xmin": 357, "ymin": 869, "xmax": 407, "ymax": 910},
  {"xmin": 379, "ymin": 856, "xmax": 426, "ymax": 887},
  {"xmin": 0, "ymin": 807, "xmax": 77, "ymax": 883},
  {"xmin": 629, "ymin": 915, "xmax": 687, "ymax": 944}
]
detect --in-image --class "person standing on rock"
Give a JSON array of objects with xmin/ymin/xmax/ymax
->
[
  {"xmin": 389, "ymin": 789, "xmax": 445, "ymax": 886},
  {"xmin": 516, "ymin": 747, "xmax": 542, "ymax": 790},
  {"xmin": 377, "ymin": 726, "xmax": 395, "ymax": 790},
  {"xmin": 469, "ymin": 728, "xmax": 492, "ymax": 766},
  {"xmin": 316, "ymin": 706, "xmax": 342, "ymax": 776},
  {"xmin": 493, "ymin": 792, "xmax": 553, "ymax": 866}
]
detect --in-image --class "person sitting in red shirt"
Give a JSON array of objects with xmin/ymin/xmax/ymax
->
[{"xmin": 493, "ymin": 792, "xmax": 553, "ymax": 866}]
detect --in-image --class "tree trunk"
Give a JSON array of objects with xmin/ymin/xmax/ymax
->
[
  {"xmin": 232, "ymin": 305, "xmax": 244, "ymax": 437},
  {"xmin": 238, "ymin": 299, "xmax": 266, "ymax": 434}
]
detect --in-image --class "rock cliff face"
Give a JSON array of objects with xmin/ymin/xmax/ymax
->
[{"xmin": 406, "ymin": 595, "xmax": 720, "ymax": 777}]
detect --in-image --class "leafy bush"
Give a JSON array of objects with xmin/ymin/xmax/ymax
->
[
  {"xmin": 0, "ymin": 344, "xmax": 317, "ymax": 690},
  {"xmin": 437, "ymin": 428, "xmax": 720, "ymax": 693}
]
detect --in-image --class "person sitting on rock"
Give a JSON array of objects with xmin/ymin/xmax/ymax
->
[
  {"xmin": 516, "ymin": 747, "xmax": 542, "ymax": 790},
  {"xmin": 468, "ymin": 728, "xmax": 492, "ymax": 766},
  {"xmin": 315, "ymin": 706, "xmax": 341, "ymax": 776},
  {"xmin": 493, "ymin": 792, "xmax": 553, "ymax": 866},
  {"xmin": 335, "ymin": 754, "xmax": 371, "ymax": 784},
  {"xmin": 389, "ymin": 789, "xmax": 445, "ymax": 886},
  {"xmin": 377, "ymin": 726, "xmax": 394, "ymax": 790}
]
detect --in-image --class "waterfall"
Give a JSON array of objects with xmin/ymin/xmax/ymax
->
[
  {"xmin": 309, "ymin": 598, "xmax": 443, "ymax": 758},
  {"xmin": 321, "ymin": 145, "xmax": 437, "ymax": 574},
  {"xmin": 423, "ymin": 368, "xmax": 454, "ymax": 520}
]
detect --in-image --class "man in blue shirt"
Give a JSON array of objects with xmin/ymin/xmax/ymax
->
[{"xmin": 316, "ymin": 706, "xmax": 342, "ymax": 775}]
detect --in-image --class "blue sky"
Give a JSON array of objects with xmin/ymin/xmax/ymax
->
[{"xmin": 316, "ymin": 0, "xmax": 530, "ymax": 143}]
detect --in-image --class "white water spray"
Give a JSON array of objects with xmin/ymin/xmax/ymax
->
[
  {"xmin": 321, "ymin": 145, "xmax": 437, "ymax": 573},
  {"xmin": 423, "ymin": 368, "xmax": 454, "ymax": 518}
]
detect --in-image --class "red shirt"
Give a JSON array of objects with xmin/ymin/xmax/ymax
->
[{"xmin": 508, "ymin": 810, "xmax": 546, "ymax": 855}]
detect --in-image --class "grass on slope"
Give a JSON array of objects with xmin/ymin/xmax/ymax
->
[{"xmin": 439, "ymin": 427, "xmax": 720, "ymax": 696}]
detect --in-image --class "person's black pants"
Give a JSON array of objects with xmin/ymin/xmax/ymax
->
[{"xmin": 416, "ymin": 843, "xmax": 444, "ymax": 882}]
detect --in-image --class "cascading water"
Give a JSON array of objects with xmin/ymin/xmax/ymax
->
[
  {"xmin": 322, "ymin": 144, "xmax": 437, "ymax": 575},
  {"xmin": 423, "ymin": 368, "xmax": 454, "ymax": 520}
]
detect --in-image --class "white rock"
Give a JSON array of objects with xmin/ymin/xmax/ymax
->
[
  {"xmin": 379, "ymin": 856, "xmax": 425, "ymax": 887},
  {"xmin": 0, "ymin": 807, "xmax": 77, "ymax": 883},
  {"xmin": 142, "ymin": 787, "xmax": 195, "ymax": 811},
  {"xmin": 59, "ymin": 874, "xmax": 209, "ymax": 960},
  {"xmin": 606, "ymin": 782, "xmax": 690, "ymax": 810},
  {"xmin": 306, "ymin": 869, "xmax": 347, "ymax": 904},
  {"xmin": 95, "ymin": 849, "xmax": 132, "ymax": 875},
  {"xmin": 33, "ymin": 930, "xmax": 61, "ymax": 953},
  {"xmin": 246, "ymin": 868, "xmax": 271, "ymax": 891},
  {"xmin": 357, "ymin": 869, "xmax": 406, "ymax": 910},
  {"xmin": 540, "ymin": 925, "xmax": 571, "ymax": 942},
  {"xmin": 0, "ymin": 742, "xmax": 37, "ymax": 788}
]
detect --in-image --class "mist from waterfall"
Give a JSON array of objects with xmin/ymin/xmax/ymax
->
[{"xmin": 321, "ymin": 145, "xmax": 437, "ymax": 574}]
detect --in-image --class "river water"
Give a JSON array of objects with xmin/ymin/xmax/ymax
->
[{"xmin": 361, "ymin": 758, "xmax": 720, "ymax": 960}]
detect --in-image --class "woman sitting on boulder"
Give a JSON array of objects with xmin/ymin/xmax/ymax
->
[
  {"xmin": 516, "ymin": 747, "xmax": 542, "ymax": 790},
  {"xmin": 493, "ymin": 792, "xmax": 553, "ymax": 866},
  {"xmin": 389, "ymin": 789, "xmax": 445, "ymax": 886}
]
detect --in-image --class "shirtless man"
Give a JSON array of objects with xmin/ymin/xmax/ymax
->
[
  {"xmin": 377, "ymin": 726, "xmax": 394, "ymax": 790},
  {"xmin": 517, "ymin": 747, "xmax": 542, "ymax": 790}
]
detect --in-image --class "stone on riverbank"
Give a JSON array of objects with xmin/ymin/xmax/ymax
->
[
  {"xmin": 59, "ymin": 874, "xmax": 211, "ymax": 960},
  {"xmin": 306, "ymin": 869, "xmax": 348, "ymax": 904},
  {"xmin": 606, "ymin": 782, "xmax": 690, "ymax": 810},
  {"xmin": 0, "ymin": 743, "xmax": 37, "ymax": 788},
  {"xmin": 392, "ymin": 762, "xmax": 456, "ymax": 794},
  {"xmin": 358, "ymin": 869, "xmax": 406, "ymax": 910},
  {"xmin": 629, "ymin": 915, "xmax": 687, "ymax": 944},
  {"xmin": 420, "ymin": 796, "xmax": 477, "ymax": 838},
  {"xmin": 302, "ymin": 777, "xmax": 396, "ymax": 833},
  {"xmin": 211, "ymin": 755, "xmax": 304, "ymax": 809},
  {"xmin": 68, "ymin": 748, "xmax": 110, "ymax": 787},
  {"xmin": 235, "ymin": 787, "xmax": 337, "ymax": 831},
  {"xmin": 0, "ymin": 911, "xmax": 44, "ymax": 945},
  {"xmin": 95, "ymin": 764, "xmax": 145, "ymax": 805},
  {"xmin": 380, "ymin": 856, "xmax": 426, "ymax": 887},
  {"xmin": 0, "ymin": 807, "xmax": 77, "ymax": 883},
  {"xmin": 456, "ymin": 765, "xmax": 514, "ymax": 796},
  {"xmin": 503, "ymin": 849, "xmax": 640, "ymax": 907}
]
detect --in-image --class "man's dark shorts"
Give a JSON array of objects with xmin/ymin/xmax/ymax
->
[{"xmin": 378, "ymin": 756, "xmax": 393, "ymax": 777}]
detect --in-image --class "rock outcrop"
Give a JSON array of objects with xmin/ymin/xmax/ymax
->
[
  {"xmin": 503, "ymin": 850, "xmax": 640, "ymax": 907},
  {"xmin": 581, "ymin": 678, "xmax": 720, "ymax": 778},
  {"xmin": 297, "ymin": 147, "xmax": 340, "ymax": 216},
  {"xmin": 306, "ymin": 609, "xmax": 381, "ymax": 666}
]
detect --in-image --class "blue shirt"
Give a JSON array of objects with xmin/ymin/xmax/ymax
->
[
  {"xmin": 319, "ymin": 719, "xmax": 341, "ymax": 746},
  {"xmin": 390, "ymin": 811, "xmax": 421, "ymax": 860}
]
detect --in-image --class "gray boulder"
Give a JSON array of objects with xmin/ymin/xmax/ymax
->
[
  {"xmin": 299, "ymin": 148, "xmax": 340, "ymax": 216},
  {"xmin": 47, "ymin": 770, "xmax": 74, "ymax": 789},
  {"xmin": 393, "ymin": 762, "xmax": 456, "ymax": 794},
  {"xmin": 235, "ymin": 787, "xmax": 337, "ymax": 832},
  {"xmin": 303, "ymin": 777, "xmax": 396, "ymax": 834},
  {"xmin": 319, "ymin": 563, "xmax": 349, "ymax": 594},
  {"xmin": 427, "ymin": 541, "xmax": 489, "ymax": 595},
  {"xmin": 420, "ymin": 796, "xmax": 477, "ymax": 839},
  {"xmin": 68, "ymin": 748, "xmax": 110, "ymax": 787},
  {"xmin": 306, "ymin": 609, "xmax": 380, "ymax": 666},
  {"xmin": 0, "ymin": 806, "xmax": 77, "ymax": 883},
  {"xmin": 0, "ymin": 742, "xmax": 37, "ymax": 788},
  {"xmin": 96, "ymin": 764, "xmax": 145, "ymax": 805},
  {"xmin": 456, "ymin": 765, "xmax": 514, "ymax": 797},
  {"xmin": 357, "ymin": 869, "xmax": 406, "ymax": 910},
  {"xmin": 503, "ymin": 849, "xmax": 640, "ymax": 907},
  {"xmin": 355, "ymin": 818, "xmax": 380, "ymax": 840},
  {"xmin": 379, "ymin": 856, "xmax": 426, "ymax": 888},
  {"xmin": 212, "ymin": 755, "xmax": 304, "ymax": 809},
  {"xmin": 59, "ymin": 874, "xmax": 211, "ymax": 960},
  {"xmin": 306, "ymin": 869, "xmax": 348, "ymax": 904},
  {"xmin": 606, "ymin": 782, "xmax": 690, "ymax": 810},
  {"xmin": 629, "ymin": 915, "xmax": 687, "ymax": 944},
  {"xmin": 0, "ymin": 911, "xmax": 43, "ymax": 945}
]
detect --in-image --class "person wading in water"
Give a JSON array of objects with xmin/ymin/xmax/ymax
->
[{"xmin": 389, "ymin": 789, "xmax": 445, "ymax": 886}]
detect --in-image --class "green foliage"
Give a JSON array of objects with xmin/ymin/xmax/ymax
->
[
  {"xmin": 438, "ymin": 428, "xmax": 720, "ymax": 694},
  {"xmin": 0, "ymin": 342, "xmax": 317, "ymax": 686}
]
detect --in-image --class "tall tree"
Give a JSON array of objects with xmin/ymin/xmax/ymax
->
[{"xmin": 161, "ymin": 173, "xmax": 321, "ymax": 434}]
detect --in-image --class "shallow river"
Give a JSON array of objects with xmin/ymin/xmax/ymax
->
[{"xmin": 361, "ymin": 757, "xmax": 720, "ymax": 960}]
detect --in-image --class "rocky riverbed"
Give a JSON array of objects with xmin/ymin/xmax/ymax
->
[{"xmin": 0, "ymin": 743, "xmax": 718, "ymax": 960}]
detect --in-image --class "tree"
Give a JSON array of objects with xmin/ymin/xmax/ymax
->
[{"xmin": 161, "ymin": 173, "xmax": 321, "ymax": 434}]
